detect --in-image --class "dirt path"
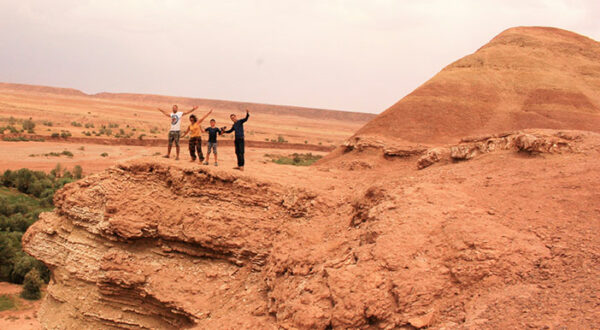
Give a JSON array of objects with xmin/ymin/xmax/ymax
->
[{"xmin": 0, "ymin": 282, "xmax": 42, "ymax": 330}]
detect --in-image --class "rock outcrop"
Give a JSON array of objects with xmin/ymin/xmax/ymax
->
[{"xmin": 23, "ymin": 128, "xmax": 600, "ymax": 329}]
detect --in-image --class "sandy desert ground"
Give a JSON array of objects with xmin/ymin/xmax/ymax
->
[
  {"xmin": 0, "ymin": 82, "xmax": 373, "ymax": 174},
  {"xmin": 0, "ymin": 282, "xmax": 42, "ymax": 330}
]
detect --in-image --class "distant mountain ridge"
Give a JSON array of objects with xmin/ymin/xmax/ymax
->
[{"xmin": 0, "ymin": 82, "xmax": 376, "ymax": 122}]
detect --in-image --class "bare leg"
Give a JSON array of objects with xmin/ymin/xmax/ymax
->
[
  {"xmin": 164, "ymin": 145, "xmax": 171, "ymax": 158},
  {"xmin": 175, "ymin": 146, "xmax": 180, "ymax": 160}
]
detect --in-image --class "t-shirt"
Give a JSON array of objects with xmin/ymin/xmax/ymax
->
[
  {"xmin": 189, "ymin": 122, "xmax": 202, "ymax": 137},
  {"xmin": 170, "ymin": 112, "xmax": 183, "ymax": 131},
  {"xmin": 205, "ymin": 127, "xmax": 222, "ymax": 143}
]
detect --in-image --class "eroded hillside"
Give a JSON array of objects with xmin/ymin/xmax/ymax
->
[
  {"xmin": 23, "ymin": 129, "xmax": 600, "ymax": 329},
  {"xmin": 348, "ymin": 26, "xmax": 600, "ymax": 148}
]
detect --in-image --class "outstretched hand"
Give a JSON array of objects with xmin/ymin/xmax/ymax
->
[
  {"xmin": 246, "ymin": 108, "xmax": 249, "ymax": 115},
  {"xmin": 192, "ymin": 106, "xmax": 199, "ymax": 110}
]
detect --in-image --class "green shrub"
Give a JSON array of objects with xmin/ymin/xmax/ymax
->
[
  {"xmin": 73, "ymin": 165, "xmax": 83, "ymax": 179},
  {"xmin": 2, "ymin": 136, "xmax": 29, "ymax": 142},
  {"xmin": 42, "ymin": 121, "xmax": 53, "ymax": 127},
  {"xmin": 265, "ymin": 153, "xmax": 322, "ymax": 166},
  {"xmin": 20, "ymin": 268, "xmax": 42, "ymax": 300},
  {"xmin": 70, "ymin": 121, "xmax": 82, "ymax": 127},
  {"xmin": 277, "ymin": 135, "xmax": 288, "ymax": 143},
  {"xmin": 51, "ymin": 132, "xmax": 59, "ymax": 138},
  {"xmin": 22, "ymin": 118, "xmax": 35, "ymax": 133},
  {"xmin": 138, "ymin": 134, "xmax": 146, "ymax": 140},
  {"xmin": 100, "ymin": 152, "xmax": 108, "ymax": 157},
  {"xmin": 60, "ymin": 130, "xmax": 72, "ymax": 138},
  {"xmin": 0, "ymin": 295, "xmax": 15, "ymax": 311},
  {"xmin": 61, "ymin": 150, "xmax": 74, "ymax": 158},
  {"xmin": 84, "ymin": 123, "xmax": 94, "ymax": 128}
]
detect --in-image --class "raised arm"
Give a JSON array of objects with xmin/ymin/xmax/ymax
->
[
  {"xmin": 183, "ymin": 106, "xmax": 199, "ymax": 116},
  {"xmin": 239, "ymin": 109, "xmax": 250, "ymax": 123},
  {"xmin": 223, "ymin": 126, "xmax": 234, "ymax": 134},
  {"xmin": 157, "ymin": 108, "xmax": 170, "ymax": 118},
  {"xmin": 181, "ymin": 126, "xmax": 191, "ymax": 138},
  {"xmin": 198, "ymin": 109, "xmax": 213, "ymax": 123}
]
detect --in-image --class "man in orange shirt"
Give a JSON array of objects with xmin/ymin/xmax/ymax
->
[{"xmin": 182, "ymin": 109, "xmax": 212, "ymax": 163}]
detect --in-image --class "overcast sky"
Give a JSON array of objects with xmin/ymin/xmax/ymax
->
[{"xmin": 0, "ymin": 0, "xmax": 598, "ymax": 113}]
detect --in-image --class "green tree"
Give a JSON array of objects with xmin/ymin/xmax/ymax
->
[
  {"xmin": 20, "ymin": 268, "xmax": 42, "ymax": 300},
  {"xmin": 0, "ymin": 235, "xmax": 15, "ymax": 281}
]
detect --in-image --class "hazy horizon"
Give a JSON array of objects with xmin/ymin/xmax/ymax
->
[{"xmin": 1, "ymin": 1, "xmax": 599, "ymax": 113}]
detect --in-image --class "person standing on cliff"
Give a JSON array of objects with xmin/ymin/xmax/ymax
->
[
  {"xmin": 156, "ymin": 104, "xmax": 198, "ymax": 160},
  {"xmin": 181, "ymin": 109, "xmax": 213, "ymax": 163},
  {"xmin": 222, "ymin": 109, "xmax": 250, "ymax": 171},
  {"xmin": 204, "ymin": 119, "xmax": 223, "ymax": 166}
]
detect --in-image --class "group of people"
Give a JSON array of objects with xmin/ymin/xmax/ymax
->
[{"xmin": 156, "ymin": 105, "xmax": 250, "ymax": 171}]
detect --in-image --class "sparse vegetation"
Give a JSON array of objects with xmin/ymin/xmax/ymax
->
[
  {"xmin": 29, "ymin": 150, "xmax": 73, "ymax": 158},
  {"xmin": 265, "ymin": 153, "xmax": 322, "ymax": 166},
  {"xmin": 60, "ymin": 130, "xmax": 72, "ymax": 138},
  {"xmin": 2, "ymin": 136, "xmax": 45, "ymax": 142},
  {"xmin": 84, "ymin": 123, "xmax": 94, "ymax": 128},
  {"xmin": 42, "ymin": 121, "xmax": 53, "ymax": 126},
  {"xmin": 101, "ymin": 152, "xmax": 109, "ymax": 157},
  {"xmin": 0, "ymin": 125, "xmax": 19, "ymax": 134},
  {"xmin": 0, "ymin": 295, "xmax": 15, "ymax": 311},
  {"xmin": 277, "ymin": 135, "xmax": 288, "ymax": 143},
  {"xmin": 51, "ymin": 132, "xmax": 60, "ymax": 138},
  {"xmin": 73, "ymin": 165, "xmax": 83, "ymax": 180},
  {"xmin": 22, "ymin": 118, "xmax": 35, "ymax": 133},
  {"xmin": 70, "ymin": 121, "xmax": 83, "ymax": 127},
  {"xmin": 138, "ymin": 134, "xmax": 146, "ymax": 140}
]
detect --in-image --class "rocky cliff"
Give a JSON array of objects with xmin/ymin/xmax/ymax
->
[{"xmin": 23, "ymin": 129, "xmax": 600, "ymax": 329}]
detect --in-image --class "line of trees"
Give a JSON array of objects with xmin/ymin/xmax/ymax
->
[{"xmin": 0, "ymin": 166, "xmax": 83, "ymax": 299}]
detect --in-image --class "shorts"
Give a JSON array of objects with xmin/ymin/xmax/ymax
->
[
  {"xmin": 168, "ymin": 131, "xmax": 180, "ymax": 147},
  {"xmin": 207, "ymin": 142, "xmax": 217, "ymax": 154}
]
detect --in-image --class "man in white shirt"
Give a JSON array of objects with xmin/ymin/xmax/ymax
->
[{"xmin": 157, "ymin": 104, "xmax": 198, "ymax": 160}]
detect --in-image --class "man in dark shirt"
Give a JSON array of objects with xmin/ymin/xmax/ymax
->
[
  {"xmin": 223, "ymin": 109, "xmax": 250, "ymax": 171},
  {"xmin": 204, "ymin": 119, "xmax": 222, "ymax": 166}
]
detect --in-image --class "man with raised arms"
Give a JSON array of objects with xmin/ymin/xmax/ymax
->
[{"xmin": 156, "ymin": 104, "xmax": 198, "ymax": 160}]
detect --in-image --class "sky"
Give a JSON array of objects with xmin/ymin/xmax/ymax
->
[{"xmin": 0, "ymin": 1, "xmax": 599, "ymax": 113}]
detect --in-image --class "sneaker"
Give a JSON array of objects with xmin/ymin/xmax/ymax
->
[
  {"xmin": 214, "ymin": 162, "xmax": 218, "ymax": 166},
  {"xmin": 203, "ymin": 162, "xmax": 208, "ymax": 165}
]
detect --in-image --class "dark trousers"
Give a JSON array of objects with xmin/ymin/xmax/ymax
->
[
  {"xmin": 234, "ymin": 137, "xmax": 245, "ymax": 167},
  {"xmin": 189, "ymin": 137, "xmax": 204, "ymax": 161}
]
